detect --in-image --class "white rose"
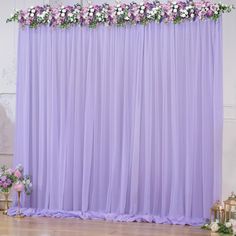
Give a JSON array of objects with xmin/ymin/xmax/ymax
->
[
  {"xmin": 68, "ymin": 13, "xmax": 73, "ymax": 17},
  {"xmin": 191, "ymin": 14, "xmax": 195, "ymax": 18},
  {"xmin": 140, "ymin": 10, "xmax": 144, "ymax": 14},
  {"xmin": 30, "ymin": 13, "xmax": 34, "ymax": 17},
  {"xmin": 141, "ymin": 6, "xmax": 145, "ymax": 10},
  {"xmin": 61, "ymin": 13, "xmax": 65, "ymax": 17},
  {"xmin": 225, "ymin": 222, "xmax": 232, "ymax": 228},
  {"xmin": 230, "ymin": 219, "xmax": 236, "ymax": 226},
  {"xmin": 173, "ymin": 9, "xmax": 177, "ymax": 13},
  {"xmin": 90, "ymin": 8, "xmax": 94, "ymax": 13},
  {"xmin": 31, "ymin": 9, "xmax": 36, "ymax": 13},
  {"xmin": 118, "ymin": 7, "xmax": 122, "ymax": 11},
  {"xmin": 211, "ymin": 222, "xmax": 219, "ymax": 232},
  {"xmin": 89, "ymin": 12, "xmax": 93, "ymax": 16}
]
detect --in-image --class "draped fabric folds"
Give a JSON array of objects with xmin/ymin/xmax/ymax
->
[{"xmin": 13, "ymin": 20, "xmax": 223, "ymax": 225}]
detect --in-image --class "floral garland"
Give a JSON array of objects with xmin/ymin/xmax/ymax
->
[{"xmin": 6, "ymin": 1, "xmax": 234, "ymax": 28}]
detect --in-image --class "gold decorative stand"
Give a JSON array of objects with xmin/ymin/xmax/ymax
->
[
  {"xmin": 2, "ymin": 192, "xmax": 10, "ymax": 215},
  {"xmin": 15, "ymin": 191, "xmax": 24, "ymax": 218}
]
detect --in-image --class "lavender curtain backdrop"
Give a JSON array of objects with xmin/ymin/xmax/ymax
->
[{"xmin": 11, "ymin": 19, "xmax": 223, "ymax": 225}]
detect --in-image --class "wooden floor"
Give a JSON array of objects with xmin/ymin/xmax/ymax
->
[{"xmin": 0, "ymin": 215, "xmax": 211, "ymax": 236}]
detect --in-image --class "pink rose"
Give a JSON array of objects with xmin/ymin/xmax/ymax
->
[
  {"xmin": 14, "ymin": 182, "xmax": 24, "ymax": 192},
  {"xmin": 14, "ymin": 169, "xmax": 22, "ymax": 179}
]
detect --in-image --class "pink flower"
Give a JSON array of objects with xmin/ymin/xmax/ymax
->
[
  {"xmin": 14, "ymin": 182, "xmax": 24, "ymax": 192},
  {"xmin": 14, "ymin": 169, "xmax": 22, "ymax": 178}
]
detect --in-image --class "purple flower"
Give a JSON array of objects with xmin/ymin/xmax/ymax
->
[{"xmin": 1, "ymin": 176, "xmax": 6, "ymax": 181}]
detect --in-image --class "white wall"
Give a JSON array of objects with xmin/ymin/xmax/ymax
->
[{"xmin": 0, "ymin": 0, "xmax": 235, "ymax": 201}]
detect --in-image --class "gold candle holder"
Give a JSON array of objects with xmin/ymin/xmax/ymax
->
[
  {"xmin": 2, "ymin": 191, "xmax": 10, "ymax": 215},
  {"xmin": 15, "ymin": 191, "xmax": 24, "ymax": 218}
]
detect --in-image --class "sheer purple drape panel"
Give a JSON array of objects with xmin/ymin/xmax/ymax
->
[{"xmin": 13, "ymin": 20, "xmax": 223, "ymax": 224}]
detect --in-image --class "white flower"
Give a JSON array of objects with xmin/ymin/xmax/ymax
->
[
  {"xmin": 62, "ymin": 9, "xmax": 66, "ymax": 13},
  {"xmin": 61, "ymin": 13, "xmax": 65, "ymax": 17},
  {"xmin": 191, "ymin": 14, "xmax": 194, "ymax": 18},
  {"xmin": 30, "ymin": 13, "xmax": 34, "ymax": 17},
  {"xmin": 118, "ymin": 7, "xmax": 122, "ymax": 11},
  {"xmin": 140, "ymin": 10, "xmax": 144, "ymax": 14},
  {"xmin": 229, "ymin": 219, "xmax": 236, "ymax": 226},
  {"xmin": 225, "ymin": 222, "xmax": 232, "ymax": 228},
  {"xmin": 68, "ymin": 13, "xmax": 73, "ymax": 17},
  {"xmin": 31, "ymin": 9, "xmax": 35, "ymax": 13},
  {"xmin": 141, "ymin": 6, "xmax": 145, "ymax": 10},
  {"xmin": 90, "ymin": 8, "xmax": 94, "ymax": 13},
  {"xmin": 210, "ymin": 222, "xmax": 219, "ymax": 232},
  {"xmin": 174, "ymin": 5, "xmax": 178, "ymax": 9},
  {"xmin": 89, "ymin": 12, "xmax": 93, "ymax": 16},
  {"xmin": 173, "ymin": 9, "xmax": 177, "ymax": 13}
]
